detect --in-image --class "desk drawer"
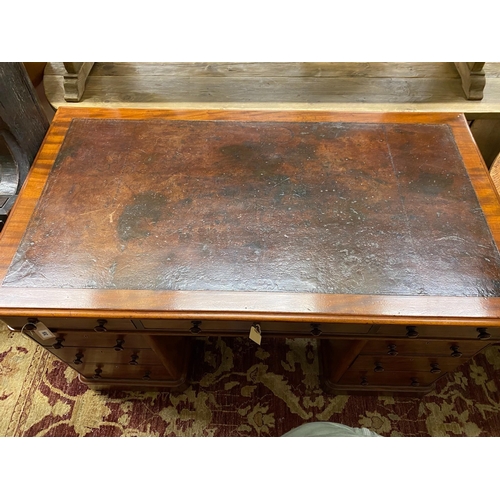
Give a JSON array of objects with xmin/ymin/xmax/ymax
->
[
  {"xmin": 47, "ymin": 346, "xmax": 160, "ymax": 366},
  {"xmin": 259, "ymin": 322, "xmax": 372, "ymax": 335},
  {"xmin": 361, "ymin": 339, "xmax": 487, "ymax": 357},
  {"xmin": 376, "ymin": 324, "xmax": 500, "ymax": 340},
  {"xmin": 338, "ymin": 369, "xmax": 442, "ymax": 388},
  {"xmin": 79, "ymin": 363, "xmax": 173, "ymax": 381},
  {"xmin": 24, "ymin": 330, "xmax": 149, "ymax": 349},
  {"xmin": 138, "ymin": 319, "xmax": 372, "ymax": 335},
  {"xmin": 348, "ymin": 355, "xmax": 468, "ymax": 374},
  {"xmin": 4, "ymin": 317, "xmax": 135, "ymax": 332},
  {"xmin": 138, "ymin": 319, "xmax": 248, "ymax": 333}
]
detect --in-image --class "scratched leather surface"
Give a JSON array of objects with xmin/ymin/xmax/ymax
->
[{"xmin": 4, "ymin": 118, "xmax": 500, "ymax": 296}]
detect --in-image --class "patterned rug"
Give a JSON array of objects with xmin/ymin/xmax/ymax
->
[{"xmin": 2, "ymin": 321, "xmax": 500, "ymax": 437}]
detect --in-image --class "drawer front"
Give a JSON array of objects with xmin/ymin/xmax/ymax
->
[
  {"xmin": 258, "ymin": 322, "xmax": 372, "ymax": 335},
  {"xmin": 376, "ymin": 324, "xmax": 500, "ymax": 340},
  {"xmin": 47, "ymin": 347, "xmax": 161, "ymax": 366},
  {"xmin": 348, "ymin": 355, "xmax": 468, "ymax": 374},
  {"xmin": 4, "ymin": 316, "xmax": 135, "ymax": 332},
  {"xmin": 79, "ymin": 363, "xmax": 173, "ymax": 381},
  {"xmin": 24, "ymin": 330, "xmax": 149, "ymax": 349},
  {"xmin": 361, "ymin": 339, "xmax": 488, "ymax": 357},
  {"xmin": 338, "ymin": 369, "xmax": 441, "ymax": 388},
  {"xmin": 138, "ymin": 319, "xmax": 247, "ymax": 333},
  {"xmin": 138, "ymin": 319, "xmax": 372, "ymax": 335}
]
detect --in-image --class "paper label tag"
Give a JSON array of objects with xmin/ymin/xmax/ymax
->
[
  {"xmin": 249, "ymin": 324, "xmax": 262, "ymax": 345},
  {"xmin": 34, "ymin": 322, "xmax": 56, "ymax": 340}
]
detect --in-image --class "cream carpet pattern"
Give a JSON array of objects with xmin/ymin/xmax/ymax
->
[{"xmin": 2, "ymin": 321, "xmax": 500, "ymax": 436}]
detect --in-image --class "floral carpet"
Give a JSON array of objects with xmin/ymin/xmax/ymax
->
[{"xmin": 2, "ymin": 321, "xmax": 500, "ymax": 437}]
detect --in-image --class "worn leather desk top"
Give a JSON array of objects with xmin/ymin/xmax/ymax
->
[{"xmin": 1, "ymin": 109, "xmax": 500, "ymax": 323}]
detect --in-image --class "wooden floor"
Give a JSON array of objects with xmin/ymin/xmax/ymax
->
[{"xmin": 44, "ymin": 62, "xmax": 500, "ymax": 119}]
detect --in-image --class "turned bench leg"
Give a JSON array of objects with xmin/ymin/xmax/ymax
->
[
  {"xmin": 454, "ymin": 62, "xmax": 486, "ymax": 100},
  {"xmin": 63, "ymin": 62, "xmax": 94, "ymax": 102}
]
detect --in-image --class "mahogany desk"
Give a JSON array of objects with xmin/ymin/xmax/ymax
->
[{"xmin": 2, "ymin": 108, "xmax": 500, "ymax": 395}]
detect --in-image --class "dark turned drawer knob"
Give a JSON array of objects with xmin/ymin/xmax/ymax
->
[
  {"xmin": 360, "ymin": 377, "xmax": 369, "ymax": 386},
  {"xmin": 477, "ymin": 328, "xmax": 491, "ymax": 340},
  {"xmin": 430, "ymin": 363, "xmax": 442, "ymax": 374},
  {"xmin": 450, "ymin": 345, "xmax": 463, "ymax": 358},
  {"xmin": 52, "ymin": 337, "xmax": 65, "ymax": 349},
  {"xmin": 129, "ymin": 353, "xmax": 139, "ymax": 365},
  {"xmin": 24, "ymin": 317, "xmax": 39, "ymax": 331},
  {"xmin": 406, "ymin": 326, "xmax": 419, "ymax": 338},
  {"xmin": 113, "ymin": 339, "xmax": 125, "ymax": 351},
  {"xmin": 410, "ymin": 378, "xmax": 420, "ymax": 387},
  {"xmin": 374, "ymin": 363, "xmax": 384, "ymax": 373},
  {"xmin": 94, "ymin": 319, "xmax": 108, "ymax": 332},
  {"xmin": 310, "ymin": 324, "xmax": 322, "ymax": 337},
  {"xmin": 190, "ymin": 321, "xmax": 202, "ymax": 334},
  {"xmin": 92, "ymin": 367, "xmax": 102, "ymax": 379},
  {"xmin": 142, "ymin": 371, "xmax": 151, "ymax": 381},
  {"xmin": 73, "ymin": 352, "xmax": 84, "ymax": 365},
  {"xmin": 387, "ymin": 344, "xmax": 398, "ymax": 356}
]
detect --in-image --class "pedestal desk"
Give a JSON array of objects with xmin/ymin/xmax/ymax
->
[{"xmin": 2, "ymin": 108, "xmax": 500, "ymax": 395}]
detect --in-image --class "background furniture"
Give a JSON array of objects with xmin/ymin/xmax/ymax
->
[
  {"xmin": 0, "ymin": 63, "xmax": 49, "ymax": 232},
  {"xmin": 62, "ymin": 63, "xmax": 94, "ymax": 102},
  {"xmin": 42, "ymin": 62, "xmax": 500, "ymax": 171},
  {"xmin": 454, "ymin": 62, "xmax": 486, "ymax": 100}
]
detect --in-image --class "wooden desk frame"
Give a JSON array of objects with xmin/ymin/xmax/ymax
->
[
  {"xmin": 2, "ymin": 108, "xmax": 500, "ymax": 325},
  {"xmin": 2, "ymin": 108, "xmax": 500, "ymax": 395}
]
